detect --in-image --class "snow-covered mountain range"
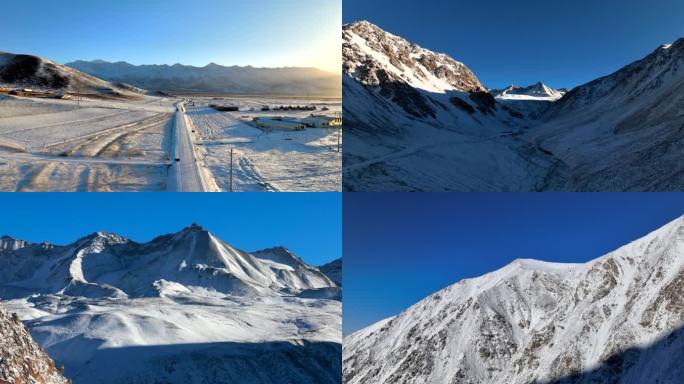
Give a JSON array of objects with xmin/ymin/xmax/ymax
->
[
  {"xmin": 342, "ymin": 20, "xmax": 684, "ymax": 191},
  {"xmin": 343, "ymin": 215, "xmax": 684, "ymax": 384},
  {"xmin": 492, "ymin": 82, "xmax": 566, "ymax": 101},
  {"xmin": 67, "ymin": 60, "xmax": 342, "ymax": 96},
  {"xmin": 1, "ymin": 302, "xmax": 68, "ymax": 384},
  {"xmin": 0, "ymin": 225, "xmax": 341, "ymax": 384},
  {"xmin": 0, "ymin": 52, "xmax": 145, "ymax": 98}
]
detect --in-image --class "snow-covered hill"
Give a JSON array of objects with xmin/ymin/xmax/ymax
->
[
  {"xmin": 343, "ymin": 20, "xmax": 684, "ymax": 191},
  {"xmin": 0, "ymin": 225, "xmax": 341, "ymax": 384},
  {"xmin": 0, "ymin": 52, "xmax": 144, "ymax": 98},
  {"xmin": 1, "ymin": 302, "xmax": 69, "ymax": 384},
  {"xmin": 67, "ymin": 60, "xmax": 341, "ymax": 97},
  {"xmin": 343, "ymin": 215, "xmax": 684, "ymax": 384}
]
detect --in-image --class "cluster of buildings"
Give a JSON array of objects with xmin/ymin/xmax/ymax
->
[{"xmin": 252, "ymin": 114, "xmax": 342, "ymax": 130}]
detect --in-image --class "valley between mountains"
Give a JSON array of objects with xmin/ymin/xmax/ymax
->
[
  {"xmin": 0, "ymin": 224, "xmax": 342, "ymax": 384},
  {"xmin": 343, "ymin": 21, "xmax": 684, "ymax": 191},
  {"xmin": 343, "ymin": 215, "xmax": 684, "ymax": 384}
]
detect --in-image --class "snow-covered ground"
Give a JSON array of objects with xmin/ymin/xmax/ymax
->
[
  {"xmin": 185, "ymin": 96, "xmax": 342, "ymax": 191},
  {"xmin": 0, "ymin": 225, "xmax": 342, "ymax": 384},
  {"xmin": 0, "ymin": 94, "xmax": 176, "ymax": 191}
]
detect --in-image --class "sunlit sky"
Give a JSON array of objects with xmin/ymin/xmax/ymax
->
[{"xmin": 2, "ymin": 0, "xmax": 341, "ymax": 73}]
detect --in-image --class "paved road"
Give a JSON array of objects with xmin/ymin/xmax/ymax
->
[{"xmin": 167, "ymin": 102, "xmax": 207, "ymax": 192}]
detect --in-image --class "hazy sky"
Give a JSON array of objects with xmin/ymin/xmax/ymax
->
[
  {"xmin": 344, "ymin": 0, "xmax": 684, "ymax": 89},
  {"xmin": 0, "ymin": 193, "xmax": 341, "ymax": 265},
  {"xmin": 2, "ymin": 0, "xmax": 341, "ymax": 73},
  {"xmin": 343, "ymin": 193, "xmax": 684, "ymax": 334}
]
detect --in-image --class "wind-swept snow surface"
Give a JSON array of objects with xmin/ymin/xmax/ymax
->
[
  {"xmin": 0, "ymin": 52, "xmax": 180, "ymax": 191},
  {"xmin": 0, "ymin": 224, "xmax": 341, "ymax": 384},
  {"xmin": 343, "ymin": 215, "xmax": 684, "ymax": 384},
  {"xmin": 343, "ymin": 20, "xmax": 684, "ymax": 191}
]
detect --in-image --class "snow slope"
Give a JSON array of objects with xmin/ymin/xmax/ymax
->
[
  {"xmin": 530, "ymin": 38, "xmax": 684, "ymax": 190},
  {"xmin": 343, "ymin": 215, "xmax": 684, "ymax": 384},
  {"xmin": 343, "ymin": 20, "xmax": 684, "ymax": 191},
  {"xmin": 0, "ymin": 52, "xmax": 144, "ymax": 98},
  {"xmin": 0, "ymin": 224, "xmax": 341, "ymax": 384}
]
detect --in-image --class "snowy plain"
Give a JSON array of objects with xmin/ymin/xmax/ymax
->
[{"xmin": 185, "ymin": 96, "xmax": 342, "ymax": 192}]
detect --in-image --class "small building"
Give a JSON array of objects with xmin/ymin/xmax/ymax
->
[
  {"xmin": 253, "ymin": 117, "xmax": 306, "ymax": 130},
  {"xmin": 301, "ymin": 114, "xmax": 342, "ymax": 128}
]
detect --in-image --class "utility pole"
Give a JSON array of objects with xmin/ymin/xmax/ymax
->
[
  {"xmin": 337, "ymin": 112, "xmax": 342, "ymax": 153},
  {"xmin": 229, "ymin": 148, "xmax": 234, "ymax": 192}
]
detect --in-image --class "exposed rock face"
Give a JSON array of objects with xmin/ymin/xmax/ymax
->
[
  {"xmin": 343, "ymin": 215, "xmax": 684, "ymax": 384},
  {"xmin": 0, "ymin": 303, "xmax": 69, "ymax": 384},
  {"xmin": 343, "ymin": 21, "xmax": 484, "ymax": 93},
  {"xmin": 342, "ymin": 21, "xmax": 485, "ymax": 120}
]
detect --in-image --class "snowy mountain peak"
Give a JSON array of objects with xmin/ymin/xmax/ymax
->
[
  {"xmin": 344, "ymin": 216, "xmax": 684, "ymax": 384},
  {"xmin": 184, "ymin": 222, "xmax": 207, "ymax": 232},
  {"xmin": 343, "ymin": 20, "xmax": 484, "ymax": 93},
  {"xmin": 0, "ymin": 226, "xmax": 337, "ymax": 300},
  {"xmin": 77, "ymin": 231, "xmax": 130, "ymax": 248},
  {"xmin": 493, "ymin": 82, "xmax": 566, "ymax": 101},
  {"xmin": 252, "ymin": 246, "xmax": 306, "ymax": 268}
]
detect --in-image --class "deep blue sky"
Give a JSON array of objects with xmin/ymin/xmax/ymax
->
[
  {"xmin": 2, "ymin": 0, "xmax": 341, "ymax": 72},
  {"xmin": 343, "ymin": 193, "xmax": 684, "ymax": 334},
  {"xmin": 344, "ymin": 0, "xmax": 684, "ymax": 89},
  {"xmin": 0, "ymin": 193, "xmax": 341, "ymax": 265}
]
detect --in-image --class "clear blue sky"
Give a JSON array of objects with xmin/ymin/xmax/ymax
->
[
  {"xmin": 344, "ymin": 0, "xmax": 684, "ymax": 89},
  {"xmin": 0, "ymin": 193, "xmax": 341, "ymax": 265},
  {"xmin": 3, "ymin": 0, "xmax": 341, "ymax": 72},
  {"xmin": 343, "ymin": 193, "xmax": 684, "ymax": 334}
]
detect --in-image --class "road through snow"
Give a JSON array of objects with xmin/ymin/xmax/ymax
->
[{"xmin": 168, "ymin": 102, "xmax": 208, "ymax": 192}]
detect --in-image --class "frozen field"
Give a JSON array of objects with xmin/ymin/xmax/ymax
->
[
  {"xmin": 0, "ymin": 94, "xmax": 341, "ymax": 191},
  {"xmin": 0, "ymin": 94, "xmax": 177, "ymax": 191},
  {"xmin": 185, "ymin": 96, "xmax": 342, "ymax": 191}
]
